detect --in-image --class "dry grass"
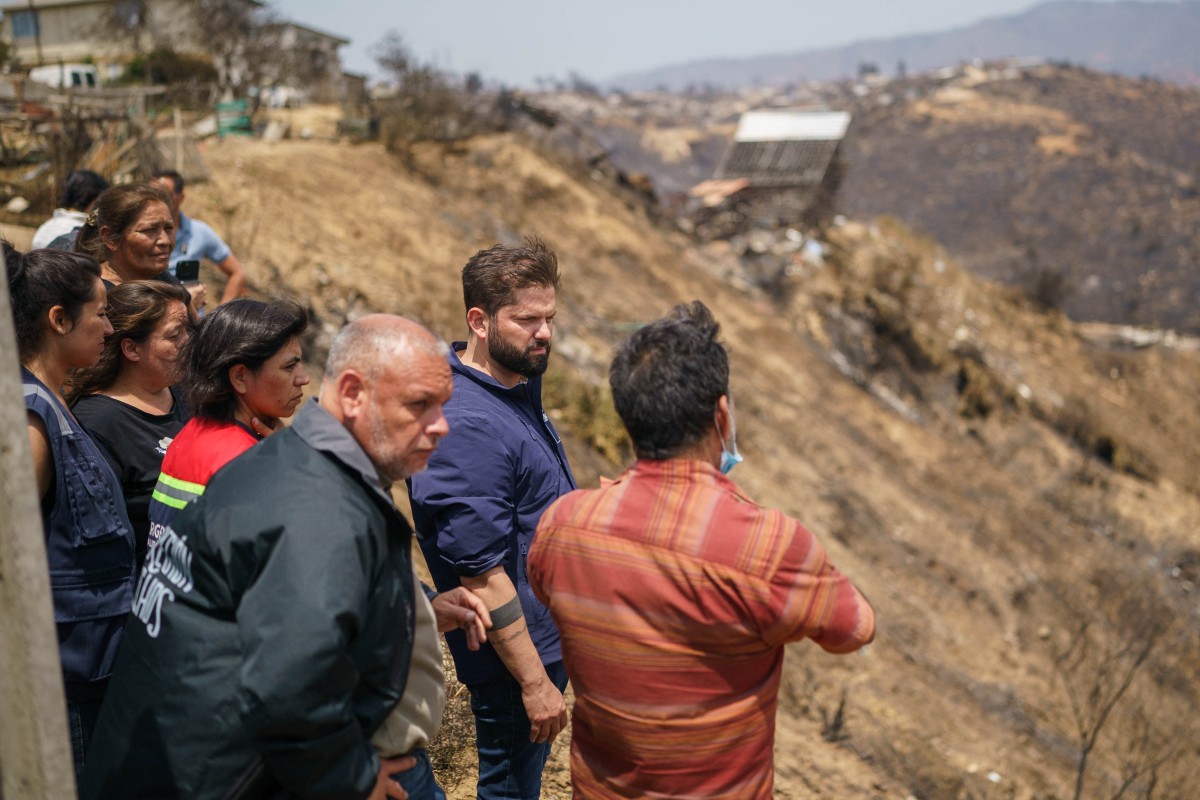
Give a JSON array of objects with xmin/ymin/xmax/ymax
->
[{"xmin": 183, "ymin": 134, "xmax": 1200, "ymax": 799}]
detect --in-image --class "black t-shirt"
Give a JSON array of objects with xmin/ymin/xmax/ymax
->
[{"xmin": 73, "ymin": 388, "xmax": 189, "ymax": 569}]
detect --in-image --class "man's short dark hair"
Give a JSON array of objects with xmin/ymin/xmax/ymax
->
[
  {"xmin": 609, "ymin": 300, "xmax": 729, "ymax": 460},
  {"xmin": 152, "ymin": 169, "xmax": 184, "ymax": 193},
  {"xmin": 58, "ymin": 170, "xmax": 109, "ymax": 211},
  {"xmin": 461, "ymin": 236, "xmax": 561, "ymax": 318}
]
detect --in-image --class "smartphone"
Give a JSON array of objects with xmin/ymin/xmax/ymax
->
[{"xmin": 176, "ymin": 259, "xmax": 200, "ymax": 283}]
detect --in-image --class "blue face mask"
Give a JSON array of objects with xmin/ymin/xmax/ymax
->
[{"xmin": 716, "ymin": 404, "xmax": 744, "ymax": 475}]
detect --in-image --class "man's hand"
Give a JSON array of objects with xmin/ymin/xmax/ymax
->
[
  {"xmin": 522, "ymin": 673, "xmax": 568, "ymax": 745},
  {"xmin": 431, "ymin": 587, "xmax": 492, "ymax": 651},
  {"xmin": 461, "ymin": 567, "xmax": 567, "ymax": 742},
  {"xmin": 367, "ymin": 755, "xmax": 415, "ymax": 800}
]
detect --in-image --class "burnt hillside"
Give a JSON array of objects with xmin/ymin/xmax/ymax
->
[
  {"xmin": 130, "ymin": 131, "xmax": 1200, "ymax": 799},
  {"xmin": 534, "ymin": 63, "xmax": 1200, "ymax": 333},
  {"xmin": 839, "ymin": 64, "xmax": 1200, "ymax": 332}
]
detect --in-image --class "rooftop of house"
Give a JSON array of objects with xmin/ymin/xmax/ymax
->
[
  {"xmin": 265, "ymin": 20, "xmax": 350, "ymax": 46},
  {"xmin": 716, "ymin": 110, "xmax": 851, "ymax": 188},
  {"xmin": 733, "ymin": 110, "xmax": 851, "ymax": 142}
]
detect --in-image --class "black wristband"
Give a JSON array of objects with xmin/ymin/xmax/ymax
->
[{"xmin": 488, "ymin": 595, "xmax": 524, "ymax": 630}]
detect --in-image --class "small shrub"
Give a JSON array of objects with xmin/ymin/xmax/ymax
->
[
  {"xmin": 1015, "ymin": 262, "xmax": 1076, "ymax": 311},
  {"xmin": 120, "ymin": 47, "xmax": 217, "ymax": 86},
  {"xmin": 820, "ymin": 688, "xmax": 849, "ymax": 743},
  {"xmin": 542, "ymin": 370, "xmax": 631, "ymax": 467},
  {"xmin": 955, "ymin": 358, "xmax": 1002, "ymax": 419}
]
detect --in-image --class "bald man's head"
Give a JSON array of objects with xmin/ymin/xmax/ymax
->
[
  {"xmin": 324, "ymin": 314, "xmax": 449, "ymax": 386},
  {"xmin": 321, "ymin": 315, "xmax": 453, "ymax": 482}
]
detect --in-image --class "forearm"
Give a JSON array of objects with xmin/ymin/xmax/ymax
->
[
  {"xmin": 219, "ymin": 255, "xmax": 247, "ymax": 302},
  {"xmin": 462, "ymin": 568, "xmax": 547, "ymax": 687}
]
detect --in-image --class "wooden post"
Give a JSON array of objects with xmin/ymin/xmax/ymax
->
[{"xmin": 0, "ymin": 261, "xmax": 76, "ymax": 797}]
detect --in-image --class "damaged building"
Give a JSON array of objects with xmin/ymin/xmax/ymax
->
[{"xmin": 686, "ymin": 109, "xmax": 850, "ymax": 240}]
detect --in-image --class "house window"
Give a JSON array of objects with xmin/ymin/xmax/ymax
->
[
  {"xmin": 114, "ymin": 0, "xmax": 146, "ymax": 30},
  {"xmin": 11, "ymin": 10, "xmax": 39, "ymax": 38}
]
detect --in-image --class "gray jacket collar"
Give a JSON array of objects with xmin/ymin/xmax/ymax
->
[{"xmin": 291, "ymin": 399, "xmax": 392, "ymax": 501}]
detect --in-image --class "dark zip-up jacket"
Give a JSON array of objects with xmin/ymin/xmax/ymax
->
[{"xmin": 81, "ymin": 401, "xmax": 416, "ymax": 799}]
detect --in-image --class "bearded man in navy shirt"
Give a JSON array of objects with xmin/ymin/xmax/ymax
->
[{"xmin": 409, "ymin": 237, "xmax": 575, "ymax": 800}]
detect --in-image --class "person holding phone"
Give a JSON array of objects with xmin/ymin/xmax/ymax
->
[
  {"xmin": 152, "ymin": 170, "xmax": 247, "ymax": 304},
  {"xmin": 174, "ymin": 259, "xmax": 204, "ymax": 316},
  {"xmin": 174, "ymin": 259, "xmax": 200, "ymax": 283},
  {"xmin": 73, "ymin": 183, "xmax": 207, "ymax": 314}
]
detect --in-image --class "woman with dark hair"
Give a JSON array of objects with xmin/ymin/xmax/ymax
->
[
  {"xmin": 67, "ymin": 280, "xmax": 193, "ymax": 569},
  {"xmin": 146, "ymin": 297, "xmax": 309, "ymax": 542},
  {"xmin": 73, "ymin": 182, "xmax": 207, "ymax": 312},
  {"xmin": 7, "ymin": 241, "xmax": 136, "ymax": 778}
]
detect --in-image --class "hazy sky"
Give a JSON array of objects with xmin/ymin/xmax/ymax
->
[{"xmin": 282, "ymin": 0, "xmax": 1143, "ymax": 87}]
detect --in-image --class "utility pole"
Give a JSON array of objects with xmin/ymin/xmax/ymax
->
[
  {"xmin": 0, "ymin": 260, "xmax": 76, "ymax": 798},
  {"xmin": 27, "ymin": 0, "xmax": 44, "ymax": 66}
]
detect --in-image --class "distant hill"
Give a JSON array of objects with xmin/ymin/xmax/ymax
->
[
  {"xmin": 837, "ymin": 63, "xmax": 1200, "ymax": 331},
  {"xmin": 609, "ymin": 1, "xmax": 1200, "ymax": 90},
  {"xmin": 539, "ymin": 60, "xmax": 1200, "ymax": 331}
]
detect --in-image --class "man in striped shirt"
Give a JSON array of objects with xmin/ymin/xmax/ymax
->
[{"xmin": 528, "ymin": 300, "xmax": 876, "ymax": 799}]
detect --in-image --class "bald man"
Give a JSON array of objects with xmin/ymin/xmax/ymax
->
[{"xmin": 82, "ymin": 315, "xmax": 488, "ymax": 800}]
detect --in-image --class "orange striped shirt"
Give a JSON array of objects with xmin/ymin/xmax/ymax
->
[{"xmin": 528, "ymin": 459, "xmax": 875, "ymax": 799}]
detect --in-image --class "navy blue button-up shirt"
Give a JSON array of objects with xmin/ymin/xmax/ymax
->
[{"xmin": 408, "ymin": 343, "xmax": 576, "ymax": 685}]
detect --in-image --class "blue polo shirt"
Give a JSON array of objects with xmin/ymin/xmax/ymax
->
[
  {"xmin": 408, "ymin": 343, "xmax": 575, "ymax": 685},
  {"xmin": 168, "ymin": 213, "xmax": 231, "ymax": 275}
]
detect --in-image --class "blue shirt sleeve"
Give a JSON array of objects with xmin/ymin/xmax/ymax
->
[
  {"xmin": 409, "ymin": 414, "xmax": 515, "ymax": 577},
  {"xmin": 189, "ymin": 219, "xmax": 232, "ymax": 263}
]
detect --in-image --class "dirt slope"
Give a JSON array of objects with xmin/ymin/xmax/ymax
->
[{"xmin": 184, "ymin": 133, "xmax": 1200, "ymax": 799}]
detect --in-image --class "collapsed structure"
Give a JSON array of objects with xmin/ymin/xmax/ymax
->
[{"xmin": 687, "ymin": 109, "xmax": 850, "ymax": 239}]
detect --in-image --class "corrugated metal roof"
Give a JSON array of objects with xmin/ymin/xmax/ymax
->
[
  {"xmin": 734, "ymin": 110, "xmax": 851, "ymax": 142},
  {"xmin": 716, "ymin": 139, "xmax": 842, "ymax": 187}
]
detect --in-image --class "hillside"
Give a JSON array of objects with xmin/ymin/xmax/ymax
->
[
  {"xmin": 536, "ymin": 62, "xmax": 1200, "ymax": 332},
  {"xmin": 165, "ymin": 132, "xmax": 1200, "ymax": 798},
  {"xmin": 838, "ymin": 63, "xmax": 1200, "ymax": 332},
  {"xmin": 609, "ymin": 0, "xmax": 1200, "ymax": 91}
]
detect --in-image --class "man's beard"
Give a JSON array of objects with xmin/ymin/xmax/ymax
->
[{"xmin": 489, "ymin": 333, "xmax": 551, "ymax": 379}]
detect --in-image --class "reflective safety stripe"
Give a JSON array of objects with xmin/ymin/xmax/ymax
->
[
  {"xmin": 151, "ymin": 489, "xmax": 190, "ymax": 510},
  {"xmin": 151, "ymin": 471, "xmax": 205, "ymax": 510},
  {"xmin": 23, "ymin": 384, "xmax": 75, "ymax": 434},
  {"xmin": 158, "ymin": 473, "xmax": 205, "ymax": 495}
]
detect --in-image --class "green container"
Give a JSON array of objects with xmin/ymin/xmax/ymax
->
[{"xmin": 216, "ymin": 99, "xmax": 252, "ymax": 137}]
